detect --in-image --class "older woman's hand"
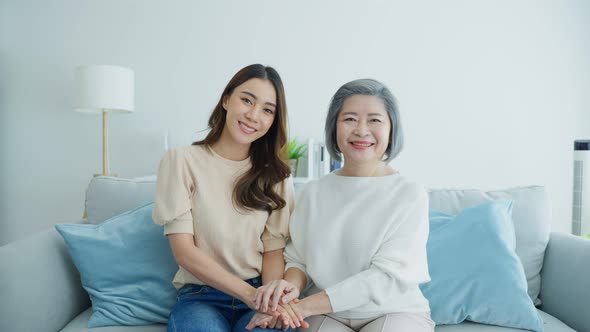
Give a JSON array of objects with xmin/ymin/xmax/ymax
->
[{"xmin": 254, "ymin": 279, "xmax": 300, "ymax": 312}]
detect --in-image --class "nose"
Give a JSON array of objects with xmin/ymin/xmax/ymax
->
[
  {"xmin": 352, "ymin": 121, "xmax": 369, "ymax": 137},
  {"xmin": 245, "ymin": 107, "xmax": 259, "ymax": 123}
]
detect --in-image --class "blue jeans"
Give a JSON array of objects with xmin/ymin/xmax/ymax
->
[{"xmin": 167, "ymin": 277, "xmax": 290, "ymax": 332}]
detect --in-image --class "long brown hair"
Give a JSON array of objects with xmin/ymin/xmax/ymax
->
[{"xmin": 193, "ymin": 64, "xmax": 290, "ymax": 213}]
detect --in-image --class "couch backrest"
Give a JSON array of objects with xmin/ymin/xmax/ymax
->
[
  {"xmin": 85, "ymin": 176, "xmax": 157, "ymax": 224},
  {"xmin": 85, "ymin": 177, "xmax": 551, "ymax": 306},
  {"xmin": 85, "ymin": 175, "xmax": 306, "ymax": 223}
]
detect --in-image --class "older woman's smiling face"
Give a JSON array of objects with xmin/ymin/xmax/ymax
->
[{"xmin": 336, "ymin": 95, "xmax": 391, "ymax": 167}]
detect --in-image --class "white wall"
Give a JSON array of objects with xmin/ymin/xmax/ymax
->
[{"xmin": 1, "ymin": 0, "xmax": 589, "ymax": 245}]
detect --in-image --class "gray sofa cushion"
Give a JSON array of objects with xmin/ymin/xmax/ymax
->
[
  {"xmin": 434, "ymin": 310, "xmax": 574, "ymax": 332},
  {"xmin": 61, "ymin": 309, "xmax": 166, "ymax": 332},
  {"xmin": 61, "ymin": 309, "xmax": 572, "ymax": 332},
  {"xmin": 428, "ymin": 186, "xmax": 551, "ymax": 305}
]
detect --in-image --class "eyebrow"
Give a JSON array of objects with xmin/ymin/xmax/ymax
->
[
  {"xmin": 241, "ymin": 91, "xmax": 276, "ymax": 108},
  {"xmin": 340, "ymin": 111, "xmax": 384, "ymax": 116}
]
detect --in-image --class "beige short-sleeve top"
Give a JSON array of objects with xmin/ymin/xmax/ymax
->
[{"xmin": 152, "ymin": 144, "xmax": 294, "ymax": 289}]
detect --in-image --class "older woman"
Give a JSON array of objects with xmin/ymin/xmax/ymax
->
[{"xmin": 248, "ymin": 79, "xmax": 434, "ymax": 331}]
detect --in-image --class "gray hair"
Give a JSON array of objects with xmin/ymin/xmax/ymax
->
[{"xmin": 324, "ymin": 79, "xmax": 404, "ymax": 162}]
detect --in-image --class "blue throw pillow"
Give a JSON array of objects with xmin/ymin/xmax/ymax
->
[
  {"xmin": 420, "ymin": 200, "xmax": 544, "ymax": 332},
  {"xmin": 55, "ymin": 203, "xmax": 178, "ymax": 327}
]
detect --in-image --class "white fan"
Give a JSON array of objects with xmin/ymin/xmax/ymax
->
[{"xmin": 572, "ymin": 139, "xmax": 590, "ymax": 236}]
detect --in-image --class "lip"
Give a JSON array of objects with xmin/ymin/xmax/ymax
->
[
  {"xmin": 350, "ymin": 141, "xmax": 374, "ymax": 150},
  {"xmin": 238, "ymin": 121, "xmax": 257, "ymax": 135}
]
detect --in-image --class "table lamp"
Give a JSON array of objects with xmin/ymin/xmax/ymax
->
[{"xmin": 75, "ymin": 65, "xmax": 134, "ymax": 176}]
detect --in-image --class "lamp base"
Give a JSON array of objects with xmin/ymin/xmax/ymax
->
[{"xmin": 93, "ymin": 173, "xmax": 118, "ymax": 177}]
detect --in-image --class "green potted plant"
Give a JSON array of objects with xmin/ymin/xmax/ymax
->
[{"xmin": 287, "ymin": 138, "xmax": 307, "ymax": 177}]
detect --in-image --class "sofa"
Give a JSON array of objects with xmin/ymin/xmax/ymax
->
[{"xmin": 1, "ymin": 176, "xmax": 589, "ymax": 332}]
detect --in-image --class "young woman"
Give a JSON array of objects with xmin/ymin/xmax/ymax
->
[
  {"xmin": 249, "ymin": 79, "xmax": 435, "ymax": 331},
  {"xmin": 152, "ymin": 64, "xmax": 301, "ymax": 332}
]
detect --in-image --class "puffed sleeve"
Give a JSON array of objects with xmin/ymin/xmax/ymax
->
[
  {"xmin": 325, "ymin": 190, "xmax": 431, "ymax": 313},
  {"xmin": 152, "ymin": 148, "xmax": 195, "ymax": 235},
  {"xmin": 261, "ymin": 176, "xmax": 294, "ymax": 252}
]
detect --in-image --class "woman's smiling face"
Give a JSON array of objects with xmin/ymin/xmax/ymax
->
[
  {"xmin": 336, "ymin": 94, "xmax": 391, "ymax": 166},
  {"xmin": 222, "ymin": 78, "xmax": 277, "ymax": 147}
]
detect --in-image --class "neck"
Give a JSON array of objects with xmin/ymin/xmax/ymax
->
[
  {"xmin": 337, "ymin": 161, "xmax": 394, "ymax": 177},
  {"xmin": 210, "ymin": 129, "xmax": 250, "ymax": 161}
]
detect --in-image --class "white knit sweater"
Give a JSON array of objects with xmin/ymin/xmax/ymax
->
[{"xmin": 284, "ymin": 172, "xmax": 431, "ymax": 319}]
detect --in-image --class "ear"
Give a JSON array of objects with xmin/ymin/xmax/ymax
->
[{"xmin": 222, "ymin": 95, "xmax": 229, "ymax": 110}]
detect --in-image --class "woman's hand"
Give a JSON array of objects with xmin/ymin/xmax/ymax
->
[
  {"xmin": 252, "ymin": 298, "xmax": 309, "ymax": 329},
  {"xmin": 278, "ymin": 299, "xmax": 310, "ymax": 329},
  {"xmin": 246, "ymin": 307, "xmax": 291, "ymax": 330},
  {"xmin": 254, "ymin": 279, "xmax": 300, "ymax": 312},
  {"xmin": 245, "ymin": 312, "xmax": 274, "ymax": 330}
]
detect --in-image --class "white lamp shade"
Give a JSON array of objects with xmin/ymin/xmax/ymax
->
[{"xmin": 75, "ymin": 65, "xmax": 134, "ymax": 113}]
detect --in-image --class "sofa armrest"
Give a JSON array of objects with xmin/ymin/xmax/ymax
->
[
  {"xmin": 540, "ymin": 232, "xmax": 590, "ymax": 332},
  {"xmin": 0, "ymin": 227, "xmax": 90, "ymax": 332}
]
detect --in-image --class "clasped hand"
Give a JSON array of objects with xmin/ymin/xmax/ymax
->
[{"xmin": 246, "ymin": 279, "xmax": 310, "ymax": 330}]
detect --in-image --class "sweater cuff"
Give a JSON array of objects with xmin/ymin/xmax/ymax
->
[{"xmin": 324, "ymin": 285, "xmax": 347, "ymax": 313}]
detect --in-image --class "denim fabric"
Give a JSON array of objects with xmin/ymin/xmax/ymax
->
[{"xmin": 168, "ymin": 277, "xmax": 290, "ymax": 332}]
